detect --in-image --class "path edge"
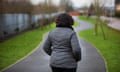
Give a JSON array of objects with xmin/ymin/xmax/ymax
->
[
  {"xmin": 0, "ymin": 33, "xmax": 48, "ymax": 72},
  {"xmin": 80, "ymin": 38, "xmax": 108, "ymax": 72}
]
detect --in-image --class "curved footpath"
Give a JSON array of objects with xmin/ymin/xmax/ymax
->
[
  {"xmin": 1, "ymin": 16, "xmax": 106, "ymax": 72},
  {"xmin": 74, "ymin": 16, "xmax": 106, "ymax": 72}
]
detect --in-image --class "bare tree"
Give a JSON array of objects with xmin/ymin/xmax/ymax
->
[
  {"xmin": 14, "ymin": 0, "xmax": 20, "ymax": 33},
  {"xmin": 59, "ymin": 0, "xmax": 73, "ymax": 12},
  {"xmin": 38, "ymin": 0, "xmax": 58, "ymax": 28},
  {"xmin": 22, "ymin": 0, "xmax": 26, "ymax": 29},
  {"xmin": 65, "ymin": 0, "xmax": 73, "ymax": 12},
  {"xmin": 93, "ymin": 0, "xmax": 106, "ymax": 40},
  {"xmin": 27, "ymin": 2, "xmax": 33, "ymax": 28},
  {"xmin": 59, "ymin": 0, "xmax": 66, "ymax": 11},
  {"xmin": 47, "ymin": 0, "xmax": 52, "ymax": 25},
  {"xmin": 0, "ymin": 0, "xmax": 3, "ymax": 14}
]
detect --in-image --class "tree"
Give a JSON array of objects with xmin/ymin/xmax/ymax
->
[
  {"xmin": 59, "ymin": 0, "xmax": 73, "ymax": 12},
  {"xmin": 13, "ymin": 0, "xmax": 20, "ymax": 33},
  {"xmin": 27, "ymin": 1, "xmax": 33, "ymax": 28},
  {"xmin": 93, "ymin": 0, "xmax": 106, "ymax": 40},
  {"xmin": 37, "ymin": 0, "xmax": 58, "ymax": 28},
  {"xmin": 59, "ymin": 0, "xmax": 66, "ymax": 11},
  {"xmin": 65, "ymin": 0, "xmax": 73, "ymax": 12},
  {"xmin": 0, "ymin": 0, "xmax": 3, "ymax": 14},
  {"xmin": 88, "ymin": 3, "xmax": 95, "ymax": 16},
  {"xmin": 115, "ymin": 0, "xmax": 120, "ymax": 17},
  {"xmin": 22, "ymin": 0, "xmax": 26, "ymax": 29}
]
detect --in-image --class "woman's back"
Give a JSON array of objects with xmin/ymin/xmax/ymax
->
[
  {"xmin": 49, "ymin": 28, "xmax": 73, "ymax": 50},
  {"xmin": 43, "ymin": 13, "xmax": 81, "ymax": 72},
  {"xmin": 49, "ymin": 27, "xmax": 77, "ymax": 68}
]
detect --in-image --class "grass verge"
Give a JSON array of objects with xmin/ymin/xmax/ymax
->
[
  {"xmin": 0, "ymin": 23, "xmax": 55, "ymax": 70},
  {"xmin": 79, "ymin": 15, "xmax": 96, "ymax": 24},
  {"xmin": 79, "ymin": 16, "xmax": 120, "ymax": 72},
  {"xmin": 73, "ymin": 22, "xmax": 79, "ymax": 28}
]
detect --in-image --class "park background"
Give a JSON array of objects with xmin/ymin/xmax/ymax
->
[{"xmin": 0, "ymin": 0, "xmax": 120, "ymax": 72}]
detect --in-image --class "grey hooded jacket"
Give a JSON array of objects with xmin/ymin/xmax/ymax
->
[{"xmin": 43, "ymin": 27, "xmax": 81, "ymax": 68}]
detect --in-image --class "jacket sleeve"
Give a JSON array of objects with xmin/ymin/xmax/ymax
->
[
  {"xmin": 43, "ymin": 33, "xmax": 52, "ymax": 56},
  {"xmin": 70, "ymin": 32, "xmax": 81, "ymax": 62}
]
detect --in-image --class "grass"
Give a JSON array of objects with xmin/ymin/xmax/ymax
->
[
  {"xmin": 79, "ymin": 15, "xmax": 96, "ymax": 24},
  {"xmin": 0, "ymin": 22, "xmax": 78, "ymax": 70},
  {"xmin": 73, "ymin": 22, "xmax": 79, "ymax": 28},
  {"xmin": 79, "ymin": 16, "xmax": 120, "ymax": 72},
  {"xmin": 0, "ymin": 23, "xmax": 56, "ymax": 70}
]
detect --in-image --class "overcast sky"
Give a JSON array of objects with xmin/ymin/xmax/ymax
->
[{"xmin": 30, "ymin": 0, "xmax": 114, "ymax": 7}]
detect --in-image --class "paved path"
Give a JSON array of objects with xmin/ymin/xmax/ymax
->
[
  {"xmin": 1, "ymin": 16, "xmax": 106, "ymax": 72},
  {"xmin": 74, "ymin": 16, "xmax": 106, "ymax": 72}
]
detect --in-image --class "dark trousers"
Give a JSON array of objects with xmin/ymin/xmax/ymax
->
[{"xmin": 51, "ymin": 66, "xmax": 76, "ymax": 72}]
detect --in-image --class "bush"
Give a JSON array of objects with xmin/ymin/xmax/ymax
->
[
  {"xmin": 3, "ymin": 31, "xmax": 8, "ymax": 35},
  {"xmin": 115, "ymin": 12, "xmax": 120, "ymax": 18},
  {"xmin": 38, "ymin": 17, "xmax": 55, "ymax": 28},
  {"xmin": 31, "ymin": 24, "xmax": 35, "ymax": 28},
  {"xmin": 14, "ymin": 27, "xmax": 19, "ymax": 33}
]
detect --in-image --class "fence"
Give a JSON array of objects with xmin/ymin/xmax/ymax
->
[{"xmin": 0, "ymin": 12, "xmax": 64, "ymax": 41}]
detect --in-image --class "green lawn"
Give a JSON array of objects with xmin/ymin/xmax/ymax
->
[
  {"xmin": 73, "ymin": 22, "xmax": 79, "ymax": 28},
  {"xmin": 0, "ymin": 22, "xmax": 78, "ymax": 70},
  {"xmin": 79, "ymin": 16, "xmax": 120, "ymax": 72},
  {"xmin": 79, "ymin": 16, "xmax": 96, "ymax": 24},
  {"xmin": 0, "ymin": 23, "xmax": 56, "ymax": 70}
]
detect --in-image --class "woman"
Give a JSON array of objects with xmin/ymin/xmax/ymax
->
[{"xmin": 43, "ymin": 13, "xmax": 81, "ymax": 72}]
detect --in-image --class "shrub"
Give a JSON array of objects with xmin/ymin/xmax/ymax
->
[
  {"xmin": 14, "ymin": 27, "xmax": 19, "ymax": 33},
  {"xmin": 3, "ymin": 31, "xmax": 8, "ymax": 35},
  {"xmin": 115, "ymin": 12, "xmax": 120, "ymax": 18}
]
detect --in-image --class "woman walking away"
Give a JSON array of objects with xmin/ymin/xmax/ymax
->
[{"xmin": 43, "ymin": 13, "xmax": 81, "ymax": 72}]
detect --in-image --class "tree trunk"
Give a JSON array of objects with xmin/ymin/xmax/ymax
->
[
  {"xmin": 100, "ymin": 21, "xmax": 106, "ymax": 40},
  {"xmin": 28, "ymin": 13, "xmax": 32, "ymax": 28}
]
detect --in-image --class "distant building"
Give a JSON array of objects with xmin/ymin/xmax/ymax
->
[
  {"xmin": 115, "ymin": 0, "xmax": 120, "ymax": 11},
  {"xmin": 69, "ymin": 11, "xmax": 80, "ymax": 16},
  {"xmin": 115, "ymin": 0, "xmax": 120, "ymax": 17}
]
